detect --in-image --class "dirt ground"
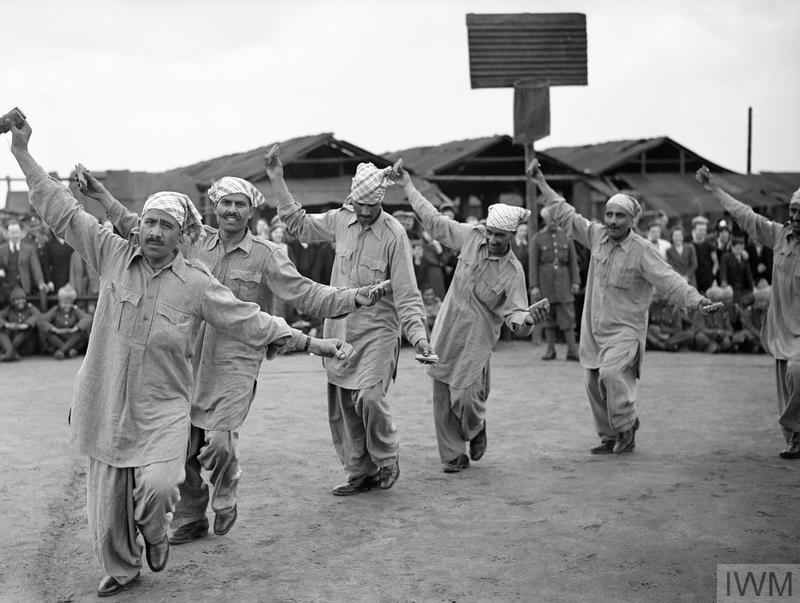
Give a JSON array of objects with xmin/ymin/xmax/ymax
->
[{"xmin": 1, "ymin": 342, "xmax": 797, "ymax": 603}]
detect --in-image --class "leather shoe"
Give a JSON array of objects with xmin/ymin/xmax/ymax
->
[
  {"xmin": 565, "ymin": 351, "xmax": 579, "ymax": 362},
  {"xmin": 145, "ymin": 536, "xmax": 169, "ymax": 572},
  {"xmin": 443, "ymin": 454, "xmax": 470, "ymax": 473},
  {"xmin": 168, "ymin": 518, "xmax": 208, "ymax": 545},
  {"xmin": 469, "ymin": 424, "xmax": 487, "ymax": 461},
  {"xmin": 378, "ymin": 459, "xmax": 400, "ymax": 489},
  {"xmin": 97, "ymin": 573, "xmax": 139, "ymax": 597},
  {"xmin": 779, "ymin": 438, "xmax": 800, "ymax": 460},
  {"xmin": 541, "ymin": 349, "xmax": 557, "ymax": 361},
  {"xmin": 331, "ymin": 473, "xmax": 380, "ymax": 496},
  {"xmin": 613, "ymin": 418, "xmax": 640, "ymax": 454},
  {"xmin": 214, "ymin": 505, "xmax": 238, "ymax": 536},
  {"xmin": 590, "ymin": 440, "xmax": 615, "ymax": 454}
]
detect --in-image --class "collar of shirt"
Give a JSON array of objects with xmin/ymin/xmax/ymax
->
[
  {"xmin": 347, "ymin": 211, "xmax": 389, "ymax": 241},
  {"xmin": 127, "ymin": 247, "xmax": 189, "ymax": 282},
  {"xmin": 478, "ymin": 239, "xmax": 515, "ymax": 264},
  {"xmin": 207, "ymin": 228, "xmax": 254, "ymax": 256},
  {"xmin": 599, "ymin": 228, "xmax": 635, "ymax": 251}
]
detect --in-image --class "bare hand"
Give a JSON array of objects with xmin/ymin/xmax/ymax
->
[
  {"xmin": 9, "ymin": 120, "xmax": 32, "ymax": 152},
  {"xmin": 414, "ymin": 339, "xmax": 433, "ymax": 357},
  {"xmin": 528, "ymin": 298, "xmax": 550, "ymax": 324},
  {"xmin": 264, "ymin": 144, "xmax": 283, "ymax": 180},
  {"xmin": 309, "ymin": 337, "xmax": 353, "ymax": 359},
  {"xmin": 526, "ymin": 157, "xmax": 544, "ymax": 183},
  {"xmin": 570, "ymin": 283, "xmax": 580, "ymax": 295},
  {"xmin": 695, "ymin": 166, "xmax": 712, "ymax": 189},
  {"xmin": 73, "ymin": 164, "xmax": 110, "ymax": 200},
  {"xmin": 355, "ymin": 279, "xmax": 391, "ymax": 306},
  {"xmin": 394, "ymin": 167, "xmax": 412, "ymax": 188},
  {"xmin": 197, "ymin": 430, "xmax": 231, "ymax": 473}
]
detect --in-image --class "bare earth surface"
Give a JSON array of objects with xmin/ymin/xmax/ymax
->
[{"xmin": 1, "ymin": 342, "xmax": 797, "ymax": 603}]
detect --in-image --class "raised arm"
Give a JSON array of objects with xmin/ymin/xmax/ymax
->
[
  {"xmin": 640, "ymin": 245, "xmax": 707, "ymax": 311},
  {"xmin": 265, "ymin": 146, "xmax": 338, "ymax": 243},
  {"xmin": 73, "ymin": 166, "xmax": 139, "ymax": 238},
  {"xmin": 696, "ymin": 166, "xmax": 783, "ymax": 248},
  {"xmin": 398, "ymin": 171, "xmax": 472, "ymax": 251},
  {"xmin": 8, "ymin": 121, "xmax": 126, "ymax": 278},
  {"xmin": 528, "ymin": 160, "xmax": 596, "ymax": 249}
]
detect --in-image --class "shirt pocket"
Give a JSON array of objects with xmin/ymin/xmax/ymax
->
[
  {"xmin": 357, "ymin": 257, "xmax": 388, "ymax": 285},
  {"xmin": 473, "ymin": 276, "xmax": 507, "ymax": 311},
  {"xmin": 109, "ymin": 282, "xmax": 142, "ymax": 337},
  {"xmin": 154, "ymin": 301, "xmax": 194, "ymax": 350},
  {"xmin": 335, "ymin": 247, "xmax": 353, "ymax": 278},
  {"xmin": 228, "ymin": 269, "xmax": 262, "ymax": 302}
]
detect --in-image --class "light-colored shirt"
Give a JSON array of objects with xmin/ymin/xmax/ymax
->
[
  {"xmin": 407, "ymin": 190, "xmax": 529, "ymax": 388},
  {"xmin": 24, "ymin": 169, "xmax": 303, "ymax": 467},
  {"xmin": 105, "ymin": 203, "xmax": 359, "ymax": 431},
  {"xmin": 713, "ymin": 190, "xmax": 800, "ymax": 360},
  {"xmin": 542, "ymin": 198, "xmax": 703, "ymax": 371},
  {"xmin": 276, "ymin": 187, "xmax": 427, "ymax": 390}
]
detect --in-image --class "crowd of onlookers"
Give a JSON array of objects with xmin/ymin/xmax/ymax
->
[{"xmin": 0, "ymin": 201, "xmax": 773, "ymax": 361}]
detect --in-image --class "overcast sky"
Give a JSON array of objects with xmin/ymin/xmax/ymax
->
[{"xmin": 1, "ymin": 0, "xmax": 798, "ymax": 203}]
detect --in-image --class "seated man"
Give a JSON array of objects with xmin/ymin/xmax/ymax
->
[
  {"xmin": 691, "ymin": 285, "xmax": 735, "ymax": 353},
  {"xmin": 0, "ymin": 286, "xmax": 40, "ymax": 361},
  {"xmin": 646, "ymin": 297, "xmax": 693, "ymax": 352},
  {"xmin": 38, "ymin": 283, "xmax": 92, "ymax": 359}
]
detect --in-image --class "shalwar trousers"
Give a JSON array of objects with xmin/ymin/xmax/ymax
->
[
  {"xmin": 172, "ymin": 426, "xmax": 240, "ymax": 529},
  {"xmin": 328, "ymin": 381, "xmax": 398, "ymax": 481},
  {"xmin": 87, "ymin": 456, "xmax": 184, "ymax": 582},
  {"xmin": 776, "ymin": 359, "xmax": 800, "ymax": 443},
  {"xmin": 585, "ymin": 345, "xmax": 640, "ymax": 440},
  {"xmin": 432, "ymin": 365, "xmax": 490, "ymax": 463}
]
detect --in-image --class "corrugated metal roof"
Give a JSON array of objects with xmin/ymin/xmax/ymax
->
[
  {"xmin": 544, "ymin": 137, "xmax": 729, "ymax": 175},
  {"xmin": 466, "ymin": 13, "xmax": 587, "ymax": 89},
  {"xmin": 385, "ymin": 136, "xmax": 502, "ymax": 175},
  {"xmin": 618, "ymin": 173, "xmax": 788, "ymax": 218}
]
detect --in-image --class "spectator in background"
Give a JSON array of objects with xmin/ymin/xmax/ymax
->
[
  {"xmin": 714, "ymin": 220, "xmax": 733, "ymax": 284},
  {"xmin": 747, "ymin": 237, "xmax": 773, "ymax": 285},
  {"xmin": 255, "ymin": 217, "xmax": 270, "ymax": 241},
  {"xmin": 512, "ymin": 223, "xmax": 530, "ymax": 291},
  {"xmin": 0, "ymin": 220, "xmax": 47, "ymax": 300},
  {"xmin": 666, "ymin": 227, "xmax": 698, "ymax": 286},
  {"xmin": 646, "ymin": 222, "xmax": 671, "ymax": 260},
  {"xmin": 692, "ymin": 216, "xmax": 715, "ymax": 294},
  {"xmin": 439, "ymin": 201, "xmax": 457, "ymax": 221},
  {"xmin": 421, "ymin": 287, "xmax": 442, "ymax": 336},
  {"xmin": 646, "ymin": 296, "xmax": 694, "ymax": 352},
  {"xmin": 45, "ymin": 229, "xmax": 75, "ymax": 292},
  {"xmin": 719, "ymin": 234, "xmax": 754, "ymax": 303},
  {"xmin": 691, "ymin": 284, "xmax": 734, "ymax": 354},
  {"xmin": 38, "ymin": 283, "xmax": 92, "ymax": 359},
  {"xmin": 531, "ymin": 212, "xmax": 580, "ymax": 361},
  {"xmin": 0, "ymin": 286, "xmax": 40, "ymax": 361}
]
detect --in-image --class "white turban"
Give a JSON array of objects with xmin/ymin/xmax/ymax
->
[
  {"xmin": 346, "ymin": 162, "xmax": 396, "ymax": 205},
  {"xmin": 141, "ymin": 191, "xmax": 203, "ymax": 232},
  {"xmin": 605, "ymin": 193, "xmax": 642, "ymax": 220},
  {"xmin": 791, "ymin": 187, "xmax": 800, "ymax": 206},
  {"xmin": 207, "ymin": 177, "xmax": 267, "ymax": 208},
  {"xmin": 486, "ymin": 203, "xmax": 531, "ymax": 233}
]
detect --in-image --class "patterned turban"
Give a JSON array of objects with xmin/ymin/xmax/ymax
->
[
  {"xmin": 346, "ymin": 162, "xmax": 396, "ymax": 205},
  {"xmin": 605, "ymin": 193, "xmax": 642, "ymax": 221},
  {"xmin": 207, "ymin": 177, "xmax": 267, "ymax": 208},
  {"xmin": 791, "ymin": 187, "xmax": 800, "ymax": 206},
  {"xmin": 141, "ymin": 191, "xmax": 203, "ymax": 232},
  {"xmin": 486, "ymin": 203, "xmax": 531, "ymax": 233}
]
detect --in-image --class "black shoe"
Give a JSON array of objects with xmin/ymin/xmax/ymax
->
[
  {"xmin": 443, "ymin": 454, "xmax": 470, "ymax": 473},
  {"xmin": 168, "ymin": 518, "xmax": 208, "ymax": 545},
  {"xmin": 145, "ymin": 536, "xmax": 169, "ymax": 572},
  {"xmin": 378, "ymin": 459, "xmax": 400, "ymax": 490},
  {"xmin": 214, "ymin": 505, "xmax": 237, "ymax": 536},
  {"xmin": 590, "ymin": 440, "xmax": 615, "ymax": 454},
  {"xmin": 565, "ymin": 351, "xmax": 579, "ymax": 362},
  {"xmin": 779, "ymin": 438, "xmax": 800, "ymax": 459},
  {"xmin": 613, "ymin": 418, "xmax": 640, "ymax": 454},
  {"xmin": 331, "ymin": 473, "xmax": 380, "ymax": 496},
  {"xmin": 541, "ymin": 349, "xmax": 557, "ymax": 361},
  {"xmin": 97, "ymin": 573, "xmax": 140, "ymax": 597},
  {"xmin": 469, "ymin": 424, "xmax": 487, "ymax": 461}
]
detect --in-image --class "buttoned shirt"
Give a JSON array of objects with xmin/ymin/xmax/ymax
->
[
  {"xmin": 408, "ymin": 190, "xmax": 529, "ymax": 388},
  {"xmin": 542, "ymin": 198, "xmax": 704, "ymax": 371},
  {"xmin": 106, "ymin": 204, "xmax": 359, "ymax": 431},
  {"xmin": 24, "ymin": 169, "xmax": 302, "ymax": 467},
  {"xmin": 39, "ymin": 304, "xmax": 92, "ymax": 332},
  {"xmin": 277, "ymin": 188, "xmax": 427, "ymax": 390},
  {"xmin": 714, "ymin": 191, "xmax": 800, "ymax": 360}
]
